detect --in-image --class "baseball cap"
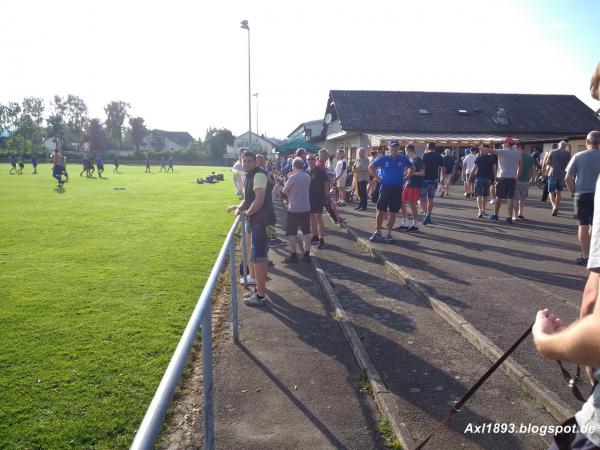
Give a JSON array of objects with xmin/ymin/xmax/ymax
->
[
  {"xmin": 390, "ymin": 140, "xmax": 400, "ymax": 147},
  {"xmin": 504, "ymin": 136, "xmax": 514, "ymax": 144}
]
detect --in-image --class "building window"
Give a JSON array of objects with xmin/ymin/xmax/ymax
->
[
  {"xmin": 458, "ymin": 109, "xmax": 468, "ymax": 114},
  {"xmin": 418, "ymin": 108, "xmax": 430, "ymax": 114}
]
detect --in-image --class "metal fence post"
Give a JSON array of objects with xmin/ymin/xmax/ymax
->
[
  {"xmin": 229, "ymin": 237, "xmax": 239, "ymax": 342},
  {"xmin": 241, "ymin": 215, "xmax": 248, "ymax": 286},
  {"xmin": 201, "ymin": 307, "xmax": 214, "ymax": 450}
]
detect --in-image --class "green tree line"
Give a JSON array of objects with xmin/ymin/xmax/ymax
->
[{"xmin": 0, "ymin": 96, "xmax": 234, "ymax": 162}]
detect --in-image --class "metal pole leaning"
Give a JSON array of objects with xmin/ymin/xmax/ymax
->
[
  {"xmin": 229, "ymin": 237, "xmax": 239, "ymax": 341},
  {"xmin": 241, "ymin": 215, "xmax": 248, "ymax": 287},
  {"xmin": 201, "ymin": 305, "xmax": 214, "ymax": 450}
]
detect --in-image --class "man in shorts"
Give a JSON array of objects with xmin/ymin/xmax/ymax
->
[
  {"xmin": 51, "ymin": 148, "xmax": 65, "ymax": 188},
  {"xmin": 472, "ymin": 147, "xmax": 497, "ymax": 218},
  {"xmin": 237, "ymin": 150, "xmax": 275, "ymax": 306},
  {"xmin": 484, "ymin": 137, "xmax": 522, "ymax": 224},
  {"xmin": 397, "ymin": 144, "xmax": 423, "ymax": 232},
  {"xmin": 145, "ymin": 154, "xmax": 151, "ymax": 173},
  {"xmin": 159, "ymin": 156, "xmax": 166, "ymax": 172},
  {"xmin": 9, "ymin": 153, "xmax": 17, "ymax": 174},
  {"xmin": 462, "ymin": 148, "xmax": 477, "ymax": 198},
  {"xmin": 513, "ymin": 143, "xmax": 535, "ymax": 220},
  {"xmin": 368, "ymin": 141, "xmax": 413, "ymax": 243},
  {"xmin": 566, "ymin": 131, "xmax": 600, "ymax": 265},
  {"xmin": 16, "ymin": 153, "xmax": 24, "ymax": 174},
  {"xmin": 31, "ymin": 154, "xmax": 38, "ymax": 174},
  {"xmin": 420, "ymin": 142, "xmax": 445, "ymax": 225},
  {"xmin": 167, "ymin": 154, "xmax": 174, "ymax": 173},
  {"xmin": 308, "ymin": 153, "xmax": 329, "ymax": 249},
  {"xmin": 96, "ymin": 154, "xmax": 104, "ymax": 178},
  {"xmin": 440, "ymin": 149, "xmax": 455, "ymax": 197},
  {"xmin": 334, "ymin": 148, "xmax": 348, "ymax": 206},
  {"xmin": 544, "ymin": 140, "xmax": 571, "ymax": 216},
  {"xmin": 283, "ymin": 158, "xmax": 312, "ymax": 262}
]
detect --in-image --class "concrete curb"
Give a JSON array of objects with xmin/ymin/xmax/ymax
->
[
  {"xmin": 335, "ymin": 220, "xmax": 575, "ymax": 424},
  {"xmin": 310, "ymin": 251, "xmax": 416, "ymax": 450}
]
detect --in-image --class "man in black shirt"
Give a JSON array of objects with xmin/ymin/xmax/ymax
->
[
  {"xmin": 420, "ymin": 142, "xmax": 446, "ymax": 225},
  {"xmin": 308, "ymin": 153, "xmax": 329, "ymax": 249},
  {"xmin": 472, "ymin": 148, "xmax": 497, "ymax": 218}
]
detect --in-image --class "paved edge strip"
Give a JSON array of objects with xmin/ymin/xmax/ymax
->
[
  {"xmin": 331, "ymin": 219, "xmax": 574, "ymax": 424},
  {"xmin": 309, "ymin": 250, "xmax": 417, "ymax": 450}
]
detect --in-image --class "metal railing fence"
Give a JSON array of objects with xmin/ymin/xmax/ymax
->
[{"xmin": 130, "ymin": 214, "xmax": 248, "ymax": 450}]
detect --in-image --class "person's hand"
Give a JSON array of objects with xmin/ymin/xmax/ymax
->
[
  {"xmin": 236, "ymin": 208, "xmax": 245, "ymax": 216},
  {"xmin": 586, "ymin": 366, "xmax": 597, "ymax": 386},
  {"xmin": 532, "ymin": 309, "xmax": 564, "ymax": 347}
]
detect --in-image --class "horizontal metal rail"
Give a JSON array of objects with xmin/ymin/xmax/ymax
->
[{"xmin": 130, "ymin": 215, "xmax": 244, "ymax": 450}]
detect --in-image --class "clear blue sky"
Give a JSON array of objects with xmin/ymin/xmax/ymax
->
[{"xmin": 1, "ymin": 0, "xmax": 598, "ymax": 140}]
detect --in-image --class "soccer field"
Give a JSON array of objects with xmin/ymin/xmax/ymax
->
[{"xmin": 0, "ymin": 163, "xmax": 235, "ymax": 449}]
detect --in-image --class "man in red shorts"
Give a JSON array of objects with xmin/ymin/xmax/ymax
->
[{"xmin": 396, "ymin": 144, "xmax": 423, "ymax": 232}]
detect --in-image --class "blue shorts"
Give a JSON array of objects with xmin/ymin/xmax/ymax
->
[
  {"xmin": 52, "ymin": 165, "xmax": 63, "ymax": 178},
  {"xmin": 420, "ymin": 179, "xmax": 438, "ymax": 199},
  {"xmin": 249, "ymin": 223, "xmax": 269, "ymax": 263},
  {"xmin": 547, "ymin": 176, "xmax": 565, "ymax": 192},
  {"xmin": 474, "ymin": 178, "xmax": 491, "ymax": 197}
]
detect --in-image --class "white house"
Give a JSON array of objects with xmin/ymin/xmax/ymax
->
[
  {"xmin": 141, "ymin": 129, "xmax": 194, "ymax": 152},
  {"xmin": 286, "ymin": 120, "xmax": 323, "ymax": 142},
  {"xmin": 225, "ymin": 131, "xmax": 280, "ymax": 160}
]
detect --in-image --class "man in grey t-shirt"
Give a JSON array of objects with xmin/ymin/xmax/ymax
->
[
  {"xmin": 484, "ymin": 137, "xmax": 522, "ymax": 224},
  {"xmin": 544, "ymin": 141, "xmax": 571, "ymax": 216},
  {"xmin": 283, "ymin": 158, "xmax": 312, "ymax": 263},
  {"xmin": 566, "ymin": 131, "xmax": 600, "ymax": 265}
]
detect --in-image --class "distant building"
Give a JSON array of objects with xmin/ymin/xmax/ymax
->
[
  {"xmin": 225, "ymin": 131, "xmax": 281, "ymax": 160},
  {"xmin": 141, "ymin": 129, "xmax": 194, "ymax": 152},
  {"xmin": 315, "ymin": 90, "xmax": 600, "ymax": 160},
  {"xmin": 286, "ymin": 120, "xmax": 323, "ymax": 142}
]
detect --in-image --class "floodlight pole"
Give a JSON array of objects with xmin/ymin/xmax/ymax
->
[{"xmin": 241, "ymin": 20, "xmax": 251, "ymax": 150}]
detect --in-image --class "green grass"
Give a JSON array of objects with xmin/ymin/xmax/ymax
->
[
  {"xmin": 375, "ymin": 416, "xmax": 403, "ymax": 450},
  {"xmin": 0, "ymin": 163, "xmax": 236, "ymax": 449}
]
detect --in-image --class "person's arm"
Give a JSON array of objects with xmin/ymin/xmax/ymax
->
[
  {"xmin": 565, "ymin": 158, "xmax": 577, "ymax": 195},
  {"xmin": 529, "ymin": 163, "xmax": 535, "ymax": 181},
  {"xmin": 517, "ymin": 156, "xmax": 523, "ymax": 178},
  {"xmin": 533, "ymin": 302, "xmax": 600, "ymax": 367},
  {"xmin": 541, "ymin": 152, "xmax": 550, "ymax": 176},
  {"xmin": 282, "ymin": 176, "xmax": 293, "ymax": 195},
  {"xmin": 368, "ymin": 161, "xmax": 381, "ymax": 181},
  {"xmin": 245, "ymin": 188, "xmax": 265, "ymax": 216},
  {"xmin": 471, "ymin": 162, "xmax": 479, "ymax": 176}
]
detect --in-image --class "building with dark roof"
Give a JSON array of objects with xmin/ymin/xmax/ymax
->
[
  {"xmin": 286, "ymin": 120, "xmax": 323, "ymax": 142},
  {"xmin": 141, "ymin": 129, "xmax": 194, "ymax": 152},
  {"xmin": 315, "ymin": 90, "xmax": 599, "ymax": 158}
]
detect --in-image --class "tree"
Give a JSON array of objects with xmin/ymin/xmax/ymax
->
[
  {"xmin": 204, "ymin": 127, "xmax": 234, "ymax": 162},
  {"xmin": 17, "ymin": 97, "xmax": 46, "ymax": 153},
  {"xmin": 128, "ymin": 117, "xmax": 147, "ymax": 151},
  {"xmin": 64, "ymin": 95, "xmax": 88, "ymax": 150},
  {"xmin": 86, "ymin": 119, "xmax": 108, "ymax": 153},
  {"xmin": 104, "ymin": 101, "xmax": 130, "ymax": 151},
  {"xmin": 46, "ymin": 96, "xmax": 67, "ymax": 150}
]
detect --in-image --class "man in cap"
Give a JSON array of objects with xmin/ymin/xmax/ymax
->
[{"xmin": 368, "ymin": 141, "xmax": 413, "ymax": 243}]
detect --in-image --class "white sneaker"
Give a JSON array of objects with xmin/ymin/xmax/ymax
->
[
  {"xmin": 488, "ymin": 199, "xmax": 495, "ymax": 204},
  {"xmin": 244, "ymin": 292, "xmax": 268, "ymax": 307},
  {"xmin": 240, "ymin": 276, "xmax": 257, "ymax": 285}
]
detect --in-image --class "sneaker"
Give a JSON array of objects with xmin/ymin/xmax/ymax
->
[
  {"xmin": 463, "ymin": 192, "xmax": 469, "ymax": 197},
  {"xmin": 489, "ymin": 199, "xmax": 495, "ymax": 204},
  {"xmin": 407, "ymin": 225, "xmax": 419, "ymax": 232},
  {"xmin": 552, "ymin": 209, "xmax": 558, "ymax": 216},
  {"xmin": 465, "ymin": 193, "xmax": 470, "ymax": 198},
  {"xmin": 302, "ymin": 253, "xmax": 311, "ymax": 263},
  {"xmin": 393, "ymin": 224, "xmax": 409, "ymax": 231},
  {"xmin": 576, "ymin": 256, "xmax": 589, "ymax": 266},
  {"xmin": 440, "ymin": 191, "xmax": 445, "ymax": 198},
  {"xmin": 311, "ymin": 235, "xmax": 320, "ymax": 244},
  {"xmin": 317, "ymin": 238, "xmax": 325, "ymax": 249},
  {"xmin": 384, "ymin": 235, "xmax": 395, "ymax": 243},
  {"xmin": 243, "ymin": 289, "xmax": 257, "ymax": 298},
  {"xmin": 488, "ymin": 213, "xmax": 499, "ymax": 221},
  {"xmin": 284, "ymin": 253, "xmax": 299, "ymax": 263},
  {"xmin": 477, "ymin": 213, "xmax": 484, "ymax": 218},
  {"xmin": 244, "ymin": 293, "xmax": 268, "ymax": 307},
  {"xmin": 517, "ymin": 215, "xmax": 524, "ymax": 219},
  {"xmin": 422, "ymin": 214, "xmax": 431, "ymax": 225},
  {"xmin": 505, "ymin": 217, "xmax": 513, "ymax": 225},
  {"xmin": 369, "ymin": 232, "xmax": 382, "ymax": 242},
  {"xmin": 239, "ymin": 276, "xmax": 257, "ymax": 285}
]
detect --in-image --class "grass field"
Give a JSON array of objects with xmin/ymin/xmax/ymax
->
[{"xmin": 0, "ymin": 163, "xmax": 235, "ymax": 449}]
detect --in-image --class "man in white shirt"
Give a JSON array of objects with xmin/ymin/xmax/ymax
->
[
  {"xmin": 462, "ymin": 148, "xmax": 477, "ymax": 198},
  {"xmin": 335, "ymin": 149, "xmax": 348, "ymax": 206},
  {"xmin": 232, "ymin": 148, "xmax": 245, "ymax": 198}
]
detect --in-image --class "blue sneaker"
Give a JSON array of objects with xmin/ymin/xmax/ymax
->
[
  {"xmin": 369, "ymin": 232, "xmax": 382, "ymax": 242},
  {"xmin": 505, "ymin": 217, "xmax": 513, "ymax": 225},
  {"xmin": 384, "ymin": 234, "xmax": 395, "ymax": 244},
  {"xmin": 422, "ymin": 214, "xmax": 431, "ymax": 225},
  {"xmin": 488, "ymin": 213, "xmax": 499, "ymax": 222}
]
